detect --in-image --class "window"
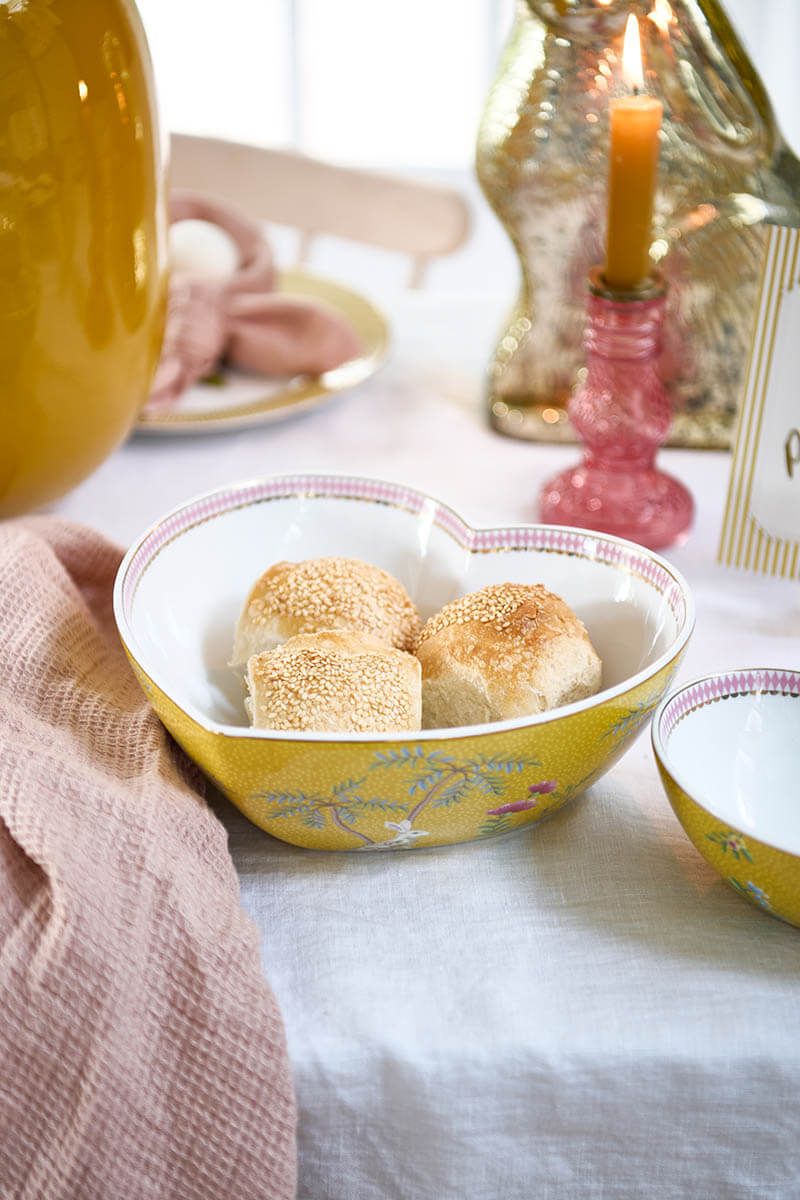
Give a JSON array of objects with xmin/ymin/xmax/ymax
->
[{"xmin": 138, "ymin": 0, "xmax": 799, "ymax": 165}]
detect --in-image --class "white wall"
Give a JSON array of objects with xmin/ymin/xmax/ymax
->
[{"xmin": 137, "ymin": 0, "xmax": 800, "ymax": 166}]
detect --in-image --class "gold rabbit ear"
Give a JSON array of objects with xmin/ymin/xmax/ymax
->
[
  {"xmin": 522, "ymin": 1, "xmax": 630, "ymax": 46},
  {"xmin": 648, "ymin": 2, "xmax": 773, "ymax": 159}
]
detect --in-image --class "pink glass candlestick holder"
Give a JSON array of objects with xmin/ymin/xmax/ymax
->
[{"xmin": 539, "ymin": 269, "xmax": 694, "ymax": 550}]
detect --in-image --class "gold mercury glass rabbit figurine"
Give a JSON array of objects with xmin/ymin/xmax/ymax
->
[{"xmin": 477, "ymin": 0, "xmax": 800, "ymax": 447}]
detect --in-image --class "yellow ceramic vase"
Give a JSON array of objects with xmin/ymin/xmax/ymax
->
[{"xmin": 0, "ymin": 0, "xmax": 166, "ymax": 517}]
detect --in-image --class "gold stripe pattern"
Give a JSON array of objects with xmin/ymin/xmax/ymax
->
[{"xmin": 719, "ymin": 226, "xmax": 800, "ymax": 579}]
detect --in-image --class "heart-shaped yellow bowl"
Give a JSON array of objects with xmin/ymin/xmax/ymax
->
[{"xmin": 114, "ymin": 475, "xmax": 694, "ymax": 850}]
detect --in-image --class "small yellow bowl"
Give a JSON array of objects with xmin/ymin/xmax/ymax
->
[
  {"xmin": 653, "ymin": 669, "xmax": 800, "ymax": 927},
  {"xmin": 114, "ymin": 475, "xmax": 694, "ymax": 851}
]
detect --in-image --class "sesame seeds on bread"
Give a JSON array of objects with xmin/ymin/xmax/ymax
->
[
  {"xmin": 233, "ymin": 560, "xmax": 602, "ymax": 734},
  {"xmin": 231, "ymin": 556, "xmax": 421, "ymax": 668},
  {"xmin": 415, "ymin": 583, "xmax": 602, "ymax": 729},
  {"xmin": 246, "ymin": 630, "xmax": 422, "ymax": 733}
]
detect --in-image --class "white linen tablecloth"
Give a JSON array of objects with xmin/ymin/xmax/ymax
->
[{"xmin": 57, "ymin": 287, "xmax": 800, "ymax": 1200}]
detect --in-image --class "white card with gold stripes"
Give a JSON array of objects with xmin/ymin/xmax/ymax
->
[{"xmin": 720, "ymin": 224, "xmax": 800, "ymax": 580}]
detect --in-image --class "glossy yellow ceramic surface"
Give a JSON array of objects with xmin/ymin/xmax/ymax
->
[
  {"xmin": 114, "ymin": 476, "xmax": 694, "ymax": 851},
  {"xmin": 0, "ymin": 0, "xmax": 166, "ymax": 516},
  {"xmin": 127, "ymin": 653, "xmax": 682, "ymax": 851},
  {"xmin": 657, "ymin": 765, "xmax": 800, "ymax": 928},
  {"xmin": 653, "ymin": 671, "xmax": 800, "ymax": 928}
]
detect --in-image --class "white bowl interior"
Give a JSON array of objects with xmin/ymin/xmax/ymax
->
[
  {"xmin": 121, "ymin": 487, "xmax": 685, "ymax": 735},
  {"xmin": 661, "ymin": 684, "xmax": 800, "ymax": 855}
]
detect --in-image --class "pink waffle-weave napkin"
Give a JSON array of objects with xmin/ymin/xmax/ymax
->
[
  {"xmin": 0, "ymin": 518, "xmax": 296, "ymax": 1199},
  {"xmin": 150, "ymin": 190, "xmax": 364, "ymax": 406}
]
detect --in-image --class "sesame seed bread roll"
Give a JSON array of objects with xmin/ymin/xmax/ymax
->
[
  {"xmin": 232, "ymin": 557, "xmax": 421, "ymax": 668},
  {"xmin": 246, "ymin": 630, "xmax": 422, "ymax": 733},
  {"xmin": 415, "ymin": 583, "xmax": 602, "ymax": 730}
]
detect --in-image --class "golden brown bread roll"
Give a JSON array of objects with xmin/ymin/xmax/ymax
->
[
  {"xmin": 232, "ymin": 556, "xmax": 420, "ymax": 667},
  {"xmin": 415, "ymin": 583, "xmax": 601, "ymax": 729},
  {"xmin": 245, "ymin": 630, "xmax": 422, "ymax": 733}
]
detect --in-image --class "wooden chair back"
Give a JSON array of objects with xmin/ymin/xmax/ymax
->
[{"xmin": 169, "ymin": 133, "xmax": 471, "ymax": 288}]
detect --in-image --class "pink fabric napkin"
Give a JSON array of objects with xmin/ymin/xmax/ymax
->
[
  {"xmin": 150, "ymin": 190, "xmax": 363, "ymax": 405},
  {"xmin": 0, "ymin": 519, "xmax": 296, "ymax": 1199}
]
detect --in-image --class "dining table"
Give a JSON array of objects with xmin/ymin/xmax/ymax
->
[{"xmin": 54, "ymin": 244, "xmax": 800, "ymax": 1199}]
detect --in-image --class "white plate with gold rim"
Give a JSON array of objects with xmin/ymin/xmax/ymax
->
[{"xmin": 135, "ymin": 271, "xmax": 389, "ymax": 436}]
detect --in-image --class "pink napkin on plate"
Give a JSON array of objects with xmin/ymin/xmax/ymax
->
[
  {"xmin": 151, "ymin": 190, "xmax": 364, "ymax": 406},
  {"xmin": 0, "ymin": 518, "xmax": 296, "ymax": 1199}
]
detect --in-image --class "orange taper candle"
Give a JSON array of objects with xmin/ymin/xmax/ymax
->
[{"xmin": 604, "ymin": 13, "xmax": 663, "ymax": 291}]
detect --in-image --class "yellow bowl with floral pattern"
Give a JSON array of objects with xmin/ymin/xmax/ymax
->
[
  {"xmin": 653, "ymin": 669, "xmax": 800, "ymax": 927},
  {"xmin": 113, "ymin": 475, "xmax": 694, "ymax": 851}
]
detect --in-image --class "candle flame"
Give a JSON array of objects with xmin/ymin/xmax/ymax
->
[
  {"xmin": 648, "ymin": 0, "xmax": 675, "ymax": 35},
  {"xmin": 622, "ymin": 12, "xmax": 645, "ymax": 92}
]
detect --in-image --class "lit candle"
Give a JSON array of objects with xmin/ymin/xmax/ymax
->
[{"xmin": 604, "ymin": 13, "xmax": 663, "ymax": 291}]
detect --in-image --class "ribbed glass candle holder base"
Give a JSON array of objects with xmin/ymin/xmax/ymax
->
[{"xmin": 539, "ymin": 270, "xmax": 694, "ymax": 550}]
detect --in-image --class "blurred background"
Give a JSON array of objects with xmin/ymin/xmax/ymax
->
[
  {"xmin": 137, "ymin": 0, "xmax": 800, "ymax": 297},
  {"xmin": 139, "ymin": 0, "xmax": 799, "ymax": 170}
]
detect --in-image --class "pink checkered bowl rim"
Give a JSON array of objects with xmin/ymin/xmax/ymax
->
[
  {"xmin": 113, "ymin": 474, "xmax": 695, "ymax": 742},
  {"xmin": 656, "ymin": 669, "xmax": 800, "ymax": 744}
]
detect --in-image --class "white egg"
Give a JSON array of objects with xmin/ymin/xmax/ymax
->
[{"xmin": 169, "ymin": 218, "xmax": 240, "ymax": 279}]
